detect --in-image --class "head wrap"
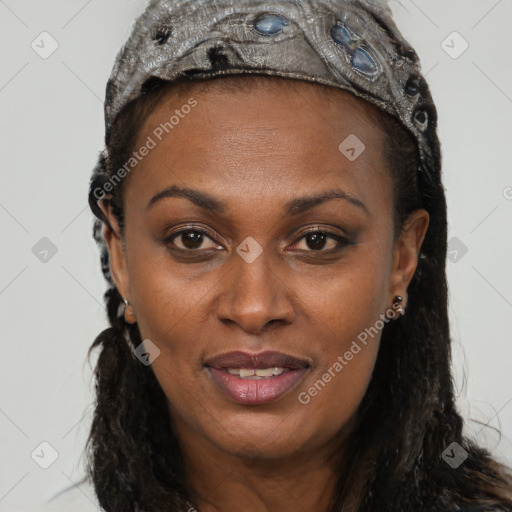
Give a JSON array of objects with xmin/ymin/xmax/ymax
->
[{"xmin": 93, "ymin": 0, "xmax": 440, "ymax": 195}]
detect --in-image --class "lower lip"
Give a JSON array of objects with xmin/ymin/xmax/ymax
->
[{"xmin": 206, "ymin": 367, "xmax": 309, "ymax": 405}]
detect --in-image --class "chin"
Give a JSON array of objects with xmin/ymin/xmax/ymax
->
[{"xmin": 206, "ymin": 409, "xmax": 325, "ymax": 459}]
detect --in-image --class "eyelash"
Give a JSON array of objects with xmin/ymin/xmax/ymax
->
[{"xmin": 163, "ymin": 226, "xmax": 351, "ymax": 254}]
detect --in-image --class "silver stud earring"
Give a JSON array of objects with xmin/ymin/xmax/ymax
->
[{"xmin": 392, "ymin": 295, "xmax": 406, "ymax": 317}]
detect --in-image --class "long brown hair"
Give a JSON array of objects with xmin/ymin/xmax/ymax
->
[{"xmin": 86, "ymin": 74, "xmax": 512, "ymax": 511}]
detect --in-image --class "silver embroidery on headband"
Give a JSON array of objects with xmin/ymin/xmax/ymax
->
[{"xmin": 100, "ymin": 0, "xmax": 439, "ymax": 185}]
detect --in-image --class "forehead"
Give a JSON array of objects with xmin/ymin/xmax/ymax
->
[
  {"xmin": 125, "ymin": 76, "xmax": 391, "ymax": 213},
  {"xmin": 142, "ymin": 75, "xmax": 384, "ymax": 140}
]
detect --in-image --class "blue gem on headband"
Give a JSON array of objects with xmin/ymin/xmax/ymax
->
[
  {"xmin": 351, "ymin": 46, "xmax": 379, "ymax": 76},
  {"xmin": 252, "ymin": 13, "xmax": 289, "ymax": 35},
  {"xmin": 330, "ymin": 22, "xmax": 357, "ymax": 48},
  {"xmin": 330, "ymin": 22, "xmax": 380, "ymax": 78}
]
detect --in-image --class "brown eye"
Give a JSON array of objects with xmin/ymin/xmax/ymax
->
[
  {"xmin": 166, "ymin": 229, "xmax": 218, "ymax": 251},
  {"xmin": 291, "ymin": 229, "xmax": 349, "ymax": 252}
]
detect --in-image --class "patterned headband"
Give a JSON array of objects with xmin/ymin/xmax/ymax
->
[{"xmin": 94, "ymin": 0, "xmax": 441, "ymax": 200}]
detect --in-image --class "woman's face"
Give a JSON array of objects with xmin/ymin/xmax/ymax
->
[{"xmin": 102, "ymin": 77, "xmax": 428, "ymax": 465}]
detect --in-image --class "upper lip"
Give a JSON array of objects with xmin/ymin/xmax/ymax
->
[{"xmin": 204, "ymin": 350, "xmax": 311, "ymax": 370}]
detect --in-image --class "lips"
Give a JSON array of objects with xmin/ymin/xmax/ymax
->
[
  {"xmin": 204, "ymin": 350, "xmax": 310, "ymax": 405},
  {"xmin": 204, "ymin": 350, "xmax": 310, "ymax": 370}
]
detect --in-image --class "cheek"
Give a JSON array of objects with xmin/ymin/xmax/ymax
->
[
  {"xmin": 300, "ymin": 239, "xmax": 392, "ymax": 339},
  {"xmin": 291, "ymin": 286, "xmax": 384, "ymax": 448},
  {"xmin": 125, "ymin": 238, "xmax": 212, "ymax": 357},
  {"xmin": 132, "ymin": 276, "xmax": 211, "ymax": 367},
  {"xmin": 291, "ymin": 244, "xmax": 391, "ymax": 429}
]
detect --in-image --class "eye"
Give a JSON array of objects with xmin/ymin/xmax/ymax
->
[
  {"xmin": 290, "ymin": 228, "xmax": 350, "ymax": 252},
  {"xmin": 165, "ymin": 228, "xmax": 220, "ymax": 251}
]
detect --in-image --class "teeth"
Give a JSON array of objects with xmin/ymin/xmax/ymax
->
[
  {"xmin": 226, "ymin": 367, "xmax": 286, "ymax": 378},
  {"xmin": 254, "ymin": 368, "xmax": 276, "ymax": 377}
]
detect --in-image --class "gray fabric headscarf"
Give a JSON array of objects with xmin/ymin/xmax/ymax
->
[{"xmin": 95, "ymin": 0, "xmax": 440, "ymax": 183}]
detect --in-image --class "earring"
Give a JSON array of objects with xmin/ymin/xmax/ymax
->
[
  {"xmin": 123, "ymin": 298, "xmax": 137, "ymax": 324},
  {"xmin": 392, "ymin": 295, "xmax": 406, "ymax": 318}
]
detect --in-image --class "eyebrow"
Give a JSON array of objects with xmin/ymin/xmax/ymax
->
[{"xmin": 146, "ymin": 185, "xmax": 369, "ymax": 216}]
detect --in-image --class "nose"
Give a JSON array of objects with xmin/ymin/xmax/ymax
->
[{"xmin": 215, "ymin": 249, "xmax": 296, "ymax": 335}]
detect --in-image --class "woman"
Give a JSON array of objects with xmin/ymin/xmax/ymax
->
[{"xmin": 78, "ymin": 0, "xmax": 512, "ymax": 510}]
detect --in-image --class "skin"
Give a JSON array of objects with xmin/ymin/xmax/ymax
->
[{"xmin": 100, "ymin": 77, "xmax": 429, "ymax": 512}]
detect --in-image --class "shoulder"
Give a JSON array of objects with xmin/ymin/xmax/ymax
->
[{"xmin": 42, "ymin": 475, "xmax": 104, "ymax": 511}]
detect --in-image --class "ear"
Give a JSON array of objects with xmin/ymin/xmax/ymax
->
[
  {"xmin": 98, "ymin": 199, "xmax": 131, "ymax": 302},
  {"xmin": 388, "ymin": 209, "xmax": 429, "ymax": 302}
]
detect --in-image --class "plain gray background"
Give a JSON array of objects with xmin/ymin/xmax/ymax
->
[{"xmin": 1, "ymin": 1, "xmax": 511, "ymax": 510}]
